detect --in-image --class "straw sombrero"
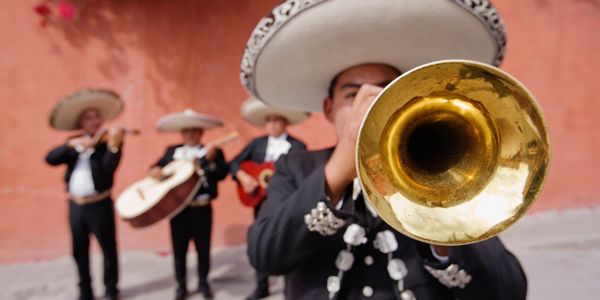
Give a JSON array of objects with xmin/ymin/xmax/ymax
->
[
  {"xmin": 240, "ymin": 0, "xmax": 506, "ymax": 111},
  {"xmin": 49, "ymin": 89, "xmax": 123, "ymax": 131},
  {"xmin": 156, "ymin": 109, "xmax": 223, "ymax": 132},
  {"xmin": 241, "ymin": 98, "xmax": 310, "ymax": 126}
]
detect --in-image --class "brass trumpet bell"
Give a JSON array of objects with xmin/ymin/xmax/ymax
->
[{"xmin": 356, "ymin": 60, "xmax": 550, "ymax": 246}]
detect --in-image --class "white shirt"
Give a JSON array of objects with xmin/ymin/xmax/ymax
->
[
  {"xmin": 264, "ymin": 133, "xmax": 291, "ymax": 162},
  {"xmin": 68, "ymin": 148, "xmax": 97, "ymax": 197},
  {"xmin": 173, "ymin": 144, "xmax": 206, "ymax": 161},
  {"xmin": 173, "ymin": 144, "xmax": 212, "ymax": 202}
]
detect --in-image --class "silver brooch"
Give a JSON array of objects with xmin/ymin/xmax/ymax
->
[
  {"xmin": 387, "ymin": 258, "xmax": 408, "ymax": 280},
  {"xmin": 304, "ymin": 202, "xmax": 345, "ymax": 236},
  {"xmin": 424, "ymin": 264, "xmax": 472, "ymax": 289},
  {"xmin": 343, "ymin": 224, "xmax": 367, "ymax": 246},
  {"xmin": 327, "ymin": 275, "xmax": 341, "ymax": 293},
  {"xmin": 373, "ymin": 230, "xmax": 398, "ymax": 254},
  {"xmin": 335, "ymin": 250, "xmax": 355, "ymax": 271},
  {"xmin": 400, "ymin": 289, "xmax": 417, "ymax": 300}
]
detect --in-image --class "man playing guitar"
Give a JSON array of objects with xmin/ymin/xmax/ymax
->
[
  {"xmin": 149, "ymin": 109, "xmax": 229, "ymax": 300},
  {"xmin": 229, "ymin": 98, "xmax": 308, "ymax": 300}
]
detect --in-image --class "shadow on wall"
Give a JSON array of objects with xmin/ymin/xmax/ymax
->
[{"xmin": 42, "ymin": 0, "xmax": 261, "ymax": 112}]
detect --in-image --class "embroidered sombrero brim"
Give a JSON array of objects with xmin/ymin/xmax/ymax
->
[
  {"xmin": 156, "ymin": 109, "xmax": 224, "ymax": 132},
  {"xmin": 241, "ymin": 0, "xmax": 506, "ymax": 112},
  {"xmin": 49, "ymin": 89, "xmax": 123, "ymax": 131},
  {"xmin": 241, "ymin": 98, "xmax": 310, "ymax": 126}
]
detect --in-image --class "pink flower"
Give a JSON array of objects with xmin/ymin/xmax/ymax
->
[
  {"xmin": 56, "ymin": 2, "xmax": 77, "ymax": 20},
  {"xmin": 33, "ymin": 3, "xmax": 51, "ymax": 17},
  {"xmin": 155, "ymin": 250, "xmax": 169, "ymax": 257}
]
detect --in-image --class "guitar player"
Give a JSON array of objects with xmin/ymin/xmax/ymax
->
[
  {"xmin": 229, "ymin": 98, "xmax": 309, "ymax": 300},
  {"xmin": 149, "ymin": 109, "xmax": 229, "ymax": 300}
]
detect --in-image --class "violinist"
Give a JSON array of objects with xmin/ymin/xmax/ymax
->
[{"xmin": 45, "ymin": 89, "xmax": 127, "ymax": 300}]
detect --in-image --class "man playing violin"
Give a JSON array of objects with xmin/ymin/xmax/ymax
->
[
  {"xmin": 45, "ymin": 89, "xmax": 125, "ymax": 300},
  {"xmin": 229, "ymin": 98, "xmax": 308, "ymax": 300}
]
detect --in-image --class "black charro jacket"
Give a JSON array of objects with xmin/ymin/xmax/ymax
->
[
  {"xmin": 46, "ymin": 142, "xmax": 122, "ymax": 193},
  {"xmin": 248, "ymin": 148, "xmax": 527, "ymax": 300}
]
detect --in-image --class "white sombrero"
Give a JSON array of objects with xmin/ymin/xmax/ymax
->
[
  {"xmin": 240, "ymin": 0, "xmax": 506, "ymax": 111},
  {"xmin": 49, "ymin": 89, "xmax": 123, "ymax": 131},
  {"xmin": 241, "ymin": 97, "xmax": 310, "ymax": 126},
  {"xmin": 155, "ymin": 109, "xmax": 224, "ymax": 132}
]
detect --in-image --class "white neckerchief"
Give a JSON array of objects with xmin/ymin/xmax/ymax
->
[
  {"xmin": 173, "ymin": 144, "xmax": 206, "ymax": 161},
  {"xmin": 174, "ymin": 144, "xmax": 212, "ymax": 202},
  {"xmin": 68, "ymin": 146, "xmax": 96, "ymax": 197},
  {"xmin": 264, "ymin": 133, "xmax": 291, "ymax": 162}
]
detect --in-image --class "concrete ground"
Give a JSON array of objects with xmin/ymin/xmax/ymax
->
[{"xmin": 1, "ymin": 205, "xmax": 599, "ymax": 300}]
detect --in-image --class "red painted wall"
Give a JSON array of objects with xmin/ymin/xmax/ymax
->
[{"xmin": 0, "ymin": 0, "xmax": 598, "ymax": 263}]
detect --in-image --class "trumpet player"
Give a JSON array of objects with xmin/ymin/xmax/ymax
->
[{"xmin": 241, "ymin": 0, "xmax": 528, "ymax": 299}]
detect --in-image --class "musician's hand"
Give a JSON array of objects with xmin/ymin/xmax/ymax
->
[
  {"xmin": 149, "ymin": 166, "xmax": 163, "ymax": 180},
  {"xmin": 67, "ymin": 136, "xmax": 94, "ymax": 152},
  {"xmin": 204, "ymin": 145, "xmax": 217, "ymax": 161},
  {"xmin": 325, "ymin": 84, "xmax": 382, "ymax": 205},
  {"xmin": 237, "ymin": 170, "xmax": 259, "ymax": 194},
  {"xmin": 107, "ymin": 127, "xmax": 124, "ymax": 150}
]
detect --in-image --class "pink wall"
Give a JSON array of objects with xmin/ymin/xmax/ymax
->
[{"xmin": 0, "ymin": 0, "xmax": 598, "ymax": 263}]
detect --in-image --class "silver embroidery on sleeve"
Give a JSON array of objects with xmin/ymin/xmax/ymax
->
[
  {"xmin": 424, "ymin": 264, "xmax": 473, "ymax": 289},
  {"xmin": 304, "ymin": 202, "xmax": 345, "ymax": 236}
]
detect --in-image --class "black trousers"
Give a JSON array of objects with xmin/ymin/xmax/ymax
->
[
  {"xmin": 170, "ymin": 204, "xmax": 213, "ymax": 290},
  {"xmin": 253, "ymin": 203, "xmax": 269, "ymax": 294},
  {"xmin": 68, "ymin": 198, "xmax": 119, "ymax": 297}
]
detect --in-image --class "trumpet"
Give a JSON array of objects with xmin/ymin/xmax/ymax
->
[{"xmin": 356, "ymin": 60, "xmax": 550, "ymax": 246}]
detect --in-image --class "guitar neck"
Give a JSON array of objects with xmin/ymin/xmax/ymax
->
[{"xmin": 206, "ymin": 131, "xmax": 239, "ymax": 148}]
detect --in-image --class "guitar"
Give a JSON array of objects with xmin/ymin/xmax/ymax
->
[
  {"xmin": 237, "ymin": 161, "xmax": 275, "ymax": 207},
  {"xmin": 116, "ymin": 132, "xmax": 238, "ymax": 228}
]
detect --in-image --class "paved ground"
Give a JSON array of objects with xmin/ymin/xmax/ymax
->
[{"xmin": 1, "ymin": 205, "xmax": 599, "ymax": 300}]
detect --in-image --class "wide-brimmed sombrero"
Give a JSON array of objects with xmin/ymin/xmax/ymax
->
[
  {"xmin": 49, "ymin": 89, "xmax": 123, "ymax": 131},
  {"xmin": 241, "ymin": 97, "xmax": 310, "ymax": 126},
  {"xmin": 240, "ymin": 0, "xmax": 506, "ymax": 111},
  {"xmin": 156, "ymin": 109, "xmax": 224, "ymax": 132}
]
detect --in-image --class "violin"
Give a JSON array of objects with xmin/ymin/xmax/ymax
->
[{"xmin": 67, "ymin": 127, "xmax": 140, "ymax": 151}]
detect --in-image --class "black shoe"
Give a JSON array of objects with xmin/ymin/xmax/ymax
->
[
  {"xmin": 105, "ymin": 292, "xmax": 120, "ymax": 300},
  {"xmin": 78, "ymin": 287, "xmax": 94, "ymax": 300},
  {"xmin": 105, "ymin": 288, "xmax": 120, "ymax": 300},
  {"xmin": 245, "ymin": 288, "xmax": 270, "ymax": 300},
  {"xmin": 174, "ymin": 287, "xmax": 188, "ymax": 300},
  {"xmin": 198, "ymin": 284, "xmax": 214, "ymax": 299}
]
